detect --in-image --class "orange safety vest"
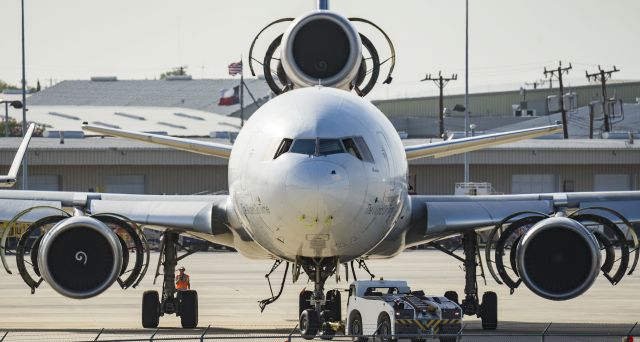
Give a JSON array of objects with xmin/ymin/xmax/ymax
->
[{"xmin": 175, "ymin": 273, "xmax": 190, "ymax": 290}]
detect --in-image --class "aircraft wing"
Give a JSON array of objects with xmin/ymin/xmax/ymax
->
[
  {"xmin": 404, "ymin": 191, "xmax": 640, "ymax": 246},
  {"xmin": 404, "ymin": 124, "xmax": 563, "ymax": 160},
  {"xmin": 82, "ymin": 124, "xmax": 233, "ymax": 158},
  {"xmin": 0, "ymin": 190, "xmax": 234, "ymax": 233}
]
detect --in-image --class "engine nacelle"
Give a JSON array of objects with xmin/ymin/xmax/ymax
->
[
  {"xmin": 516, "ymin": 217, "xmax": 601, "ymax": 300},
  {"xmin": 37, "ymin": 216, "xmax": 123, "ymax": 299},
  {"xmin": 281, "ymin": 11, "xmax": 362, "ymax": 90}
]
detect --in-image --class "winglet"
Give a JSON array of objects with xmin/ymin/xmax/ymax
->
[{"xmin": 0, "ymin": 123, "xmax": 35, "ymax": 188}]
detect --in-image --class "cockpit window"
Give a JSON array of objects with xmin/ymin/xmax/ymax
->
[
  {"xmin": 289, "ymin": 139, "xmax": 316, "ymax": 155},
  {"xmin": 318, "ymin": 139, "xmax": 344, "ymax": 155},
  {"xmin": 273, "ymin": 138, "xmax": 293, "ymax": 159},
  {"xmin": 354, "ymin": 136, "xmax": 374, "ymax": 162},
  {"xmin": 342, "ymin": 137, "xmax": 374, "ymax": 162},
  {"xmin": 273, "ymin": 136, "xmax": 374, "ymax": 161},
  {"xmin": 342, "ymin": 138, "xmax": 362, "ymax": 160}
]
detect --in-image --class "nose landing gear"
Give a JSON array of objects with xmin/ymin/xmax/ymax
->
[{"xmin": 298, "ymin": 258, "xmax": 342, "ymax": 340}]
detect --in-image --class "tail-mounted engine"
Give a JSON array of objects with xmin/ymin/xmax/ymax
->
[
  {"xmin": 1, "ymin": 208, "xmax": 149, "ymax": 299},
  {"xmin": 248, "ymin": 11, "xmax": 395, "ymax": 97},
  {"xmin": 485, "ymin": 208, "xmax": 639, "ymax": 301}
]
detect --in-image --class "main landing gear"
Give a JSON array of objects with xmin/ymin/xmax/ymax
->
[
  {"xmin": 142, "ymin": 231, "xmax": 200, "ymax": 329},
  {"xmin": 297, "ymin": 258, "xmax": 342, "ymax": 340},
  {"xmin": 431, "ymin": 232, "xmax": 498, "ymax": 330}
]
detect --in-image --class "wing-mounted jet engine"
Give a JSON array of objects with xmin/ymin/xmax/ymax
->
[
  {"xmin": 248, "ymin": 11, "xmax": 395, "ymax": 97},
  {"xmin": 2, "ymin": 208, "xmax": 149, "ymax": 298},
  {"xmin": 485, "ymin": 208, "xmax": 639, "ymax": 301}
]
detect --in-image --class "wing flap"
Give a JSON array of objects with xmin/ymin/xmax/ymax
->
[
  {"xmin": 405, "ymin": 124, "xmax": 563, "ymax": 160},
  {"xmin": 82, "ymin": 124, "xmax": 232, "ymax": 158}
]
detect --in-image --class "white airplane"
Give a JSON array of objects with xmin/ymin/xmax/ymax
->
[{"xmin": 1, "ymin": 2, "xmax": 638, "ymax": 340}]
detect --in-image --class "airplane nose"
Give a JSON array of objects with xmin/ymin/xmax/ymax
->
[{"xmin": 285, "ymin": 159, "xmax": 349, "ymax": 216}]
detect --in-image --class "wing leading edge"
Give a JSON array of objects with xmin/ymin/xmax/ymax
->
[
  {"xmin": 82, "ymin": 124, "xmax": 233, "ymax": 158},
  {"xmin": 404, "ymin": 124, "xmax": 563, "ymax": 160}
]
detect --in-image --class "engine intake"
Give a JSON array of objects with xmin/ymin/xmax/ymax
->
[
  {"xmin": 37, "ymin": 216, "xmax": 123, "ymax": 299},
  {"xmin": 281, "ymin": 11, "xmax": 362, "ymax": 89},
  {"xmin": 516, "ymin": 217, "xmax": 600, "ymax": 300}
]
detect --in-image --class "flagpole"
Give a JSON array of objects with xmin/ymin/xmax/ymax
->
[{"xmin": 240, "ymin": 56, "xmax": 244, "ymax": 127}]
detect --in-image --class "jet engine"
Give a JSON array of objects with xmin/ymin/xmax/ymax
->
[
  {"xmin": 4, "ymin": 210, "xmax": 148, "ymax": 299},
  {"xmin": 248, "ymin": 11, "xmax": 396, "ymax": 97},
  {"xmin": 280, "ymin": 11, "xmax": 362, "ymax": 90},
  {"xmin": 485, "ymin": 209, "xmax": 638, "ymax": 301},
  {"xmin": 37, "ymin": 216, "xmax": 123, "ymax": 299},
  {"xmin": 515, "ymin": 217, "xmax": 600, "ymax": 300}
]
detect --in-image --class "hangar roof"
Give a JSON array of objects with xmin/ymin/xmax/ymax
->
[
  {"xmin": 5, "ymin": 105, "xmax": 241, "ymax": 136},
  {"xmin": 26, "ymin": 78, "xmax": 271, "ymax": 115}
]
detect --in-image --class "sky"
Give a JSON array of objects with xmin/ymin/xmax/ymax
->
[{"xmin": 0, "ymin": 0, "xmax": 639, "ymax": 99}]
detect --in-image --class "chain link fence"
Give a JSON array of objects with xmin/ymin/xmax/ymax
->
[{"xmin": 0, "ymin": 322, "xmax": 637, "ymax": 342}]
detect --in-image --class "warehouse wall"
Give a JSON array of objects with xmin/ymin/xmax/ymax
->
[
  {"xmin": 409, "ymin": 164, "xmax": 639, "ymax": 195},
  {"xmin": 20, "ymin": 165, "xmax": 228, "ymax": 195},
  {"xmin": 374, "ymin": 82, "xmax": 640, "ymax": 118}
]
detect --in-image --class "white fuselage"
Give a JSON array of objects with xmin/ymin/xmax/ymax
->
[{"xmin": 228, "ymin": 87, "xmax": 409, "ymax": 262}]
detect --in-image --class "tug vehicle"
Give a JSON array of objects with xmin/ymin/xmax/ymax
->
[{"xmin": 346, "ymin": 280, "xmax": 462, "ymax": 341}]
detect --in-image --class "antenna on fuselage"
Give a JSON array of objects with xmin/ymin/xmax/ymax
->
[{"xmin": 316, "ymin": 0, "xmax": 329, "ymax": 10}]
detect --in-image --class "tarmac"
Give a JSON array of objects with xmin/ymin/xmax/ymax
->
[{"xmin": 0, "ymin": 249, "xmax": 638, "ymax": 337}]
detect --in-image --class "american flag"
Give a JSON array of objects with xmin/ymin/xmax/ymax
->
[{"xmin": 228, "ymin": 61, "xmax": 243, "ymax": 76}]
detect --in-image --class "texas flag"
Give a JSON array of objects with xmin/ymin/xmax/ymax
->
[{"xmin": 218, "ymin": 86, "xmax": 240, "ymax": 106}]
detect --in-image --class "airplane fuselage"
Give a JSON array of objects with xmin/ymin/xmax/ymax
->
[{"xmin": 228, "ymin": 87, "xmax": 409, "ymax": 262}]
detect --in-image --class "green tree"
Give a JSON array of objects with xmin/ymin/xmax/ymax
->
[
  {"xmin": 0, "ymin": 80, "xmax": 20, "ymax": 93},
  {"xmin": 0, "ymin": 118, "xmax": 45, "ymax": 137},
  {"xmin": 0, "ymin": 79, "xmax": 38, "ymax": 93}
]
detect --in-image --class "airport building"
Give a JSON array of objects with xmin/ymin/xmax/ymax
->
[
  {"xmin": 0, "ymin": 137, "xmax": 638, "ymax": 196},
  {"xmin": 1, "ymin": 77, "xmax": 639, "ymax": 196}
]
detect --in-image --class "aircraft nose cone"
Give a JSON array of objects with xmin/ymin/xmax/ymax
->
[{"xmin": 285, "ymin": 160, "xmax": 350, "ymax": 215}]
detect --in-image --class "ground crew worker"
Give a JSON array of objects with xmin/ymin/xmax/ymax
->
[{"xmin": 175, "ymin": 266, "xmax": 190, "ymax": 291}]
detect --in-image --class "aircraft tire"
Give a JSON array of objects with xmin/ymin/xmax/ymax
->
[
  {"xmin": 444, "ymin": 291, "xmax": 459, "ymax": 305},
  {"xmin": 299, "ymin": 290, "xmax": 313, "ymax": 317},
  {"xmin": 319, "ymin": 309, "xmax": 336, "ymax": 340},
  {"xmin": 142, "ymin": 290, "xmax": 160, "ymax": 328},
  {"xmin": 180, "ymin": 290, "xmax": 198, "ymax": 329},
  {"xmin": 325, "ymin": 289, "xmax": 342, "ymax": 321},
  {"xmin": 300, "ymin": 309, "xmax": 319, "ymax": 340},
  {"xmin": 481, "ymin": 291, "xmax": 498, "ymax": 330}
]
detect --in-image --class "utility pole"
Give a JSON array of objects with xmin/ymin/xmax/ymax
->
[
  {"xmin": 421, "ymin": 71, "xmax": 457, "ymax": 138},
  {"xmin": 543, "ymin": 61, "xmax": 572, "ymax": 139},
  {"xmin": 585, "ymin": 65, "xmax": 619, "ymax": 132}
]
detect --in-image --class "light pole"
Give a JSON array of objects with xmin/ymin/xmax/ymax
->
[
  {"xmin": 0, "ymin": 100, "xmax": 23, "ymax": 137},
  {"xmin": 463, "ymin": 0, "xmax": 470, "ymax": 184},
  {"xmin": 21, "ymin": 0, "xmax": 28, "ymax": 189}
]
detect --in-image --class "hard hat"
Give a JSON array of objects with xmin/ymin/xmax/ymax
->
[{"xmin": 179, "ymin": 266, "xmax": 185, "ymax": 271}]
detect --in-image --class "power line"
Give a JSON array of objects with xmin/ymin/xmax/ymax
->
[
  {"xmin": 585, "ymin": 65, "xmax": 620, "ymax": 132},
  {"xmin": 543, "ymin": 61, "xmax": 572, "ymax": 139},
  {"xmin": 421, "ymin": 71, "xmax": 457, "ymax": 137},
  {"xmin": 524, "ymin": 79, "xmax": 546, "ymax": 90}
]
